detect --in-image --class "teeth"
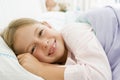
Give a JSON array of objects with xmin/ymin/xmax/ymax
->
[{"xmin": 49, "ymin": 41, "xmax": 56, "ymax": 55}]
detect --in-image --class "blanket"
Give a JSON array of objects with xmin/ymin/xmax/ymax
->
[{"xmin": 77, "ymin": 6, "xmax": 120, "ymax": 80}]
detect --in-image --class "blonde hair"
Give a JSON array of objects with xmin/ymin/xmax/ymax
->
[{"xmin": 1, "ymin": 18, "xmax": 40, "ymax": 53}]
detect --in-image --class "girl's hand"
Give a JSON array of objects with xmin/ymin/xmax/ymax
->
[
  {"xmin": 17, "ymin": 53, "xmax": 65, "ymax": 80},
  {"xmin": 17, "ymin": 53, "xmax": 43, "ymax": 75}
]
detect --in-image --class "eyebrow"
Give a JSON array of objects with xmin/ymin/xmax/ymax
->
[{"xmin": 25, "ymin": 27, "xmax": 39, "ymax": 53}]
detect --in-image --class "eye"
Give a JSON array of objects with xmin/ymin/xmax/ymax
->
[
  {"xmin": 39, "ymin": 29, "xmax": 44, "ymax": 36},
  {"xmin": 31, "ymin": 46, "xmax": 36, "ymax": 54}
]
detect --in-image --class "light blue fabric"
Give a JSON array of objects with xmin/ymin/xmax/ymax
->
[{"xmin": 77, "ymin": 6, "xmax": 120, "ymax": 80}]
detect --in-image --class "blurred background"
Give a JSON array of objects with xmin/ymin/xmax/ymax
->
[
  {"xmin": 45, "ymin": 0, "xmax": 118, "ymax": 12},
  {"xmin": 0, "ymin": 0, "xmax": 120, "ymax": 31}
]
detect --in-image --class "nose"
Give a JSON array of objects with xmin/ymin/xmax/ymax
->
[{"xmin": 38, "ymin": 39, "xmax": 49, "ymax": 50}]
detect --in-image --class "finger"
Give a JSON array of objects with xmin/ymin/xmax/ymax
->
[
  {"xmin": 17, "ymin": 53, "xmax": 31, "ymax": 59},
  {"xmin": 17, "ymin": 55, "xmax": 25, "ymax": 64},
  {"xmin": 17, "ymin": 53, "xmax": 25, "ymax": 60},
  {"xmin": 17, "ymin": 53, "xmax": 32, "ymax": 64}
]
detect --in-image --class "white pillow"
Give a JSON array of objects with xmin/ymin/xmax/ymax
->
[
  {"xmin": 36, "ymin": 11, "xmax": 81, "ymax": 31},
  {"xmin": 38, "ymin": 12, "xmax": 66, "ymax": 31},
  {"xmin": 0, "ymin": 36, "xmax": 44, "ymax": 80}
]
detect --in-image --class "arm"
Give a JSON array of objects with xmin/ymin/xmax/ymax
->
[
  {"xmin": 17, "ymin": 53, "xmax": 65, "ymax": 80},
  {"xmin": 61, "ymin": 23, "xmax": 112, "ymax": 80}
]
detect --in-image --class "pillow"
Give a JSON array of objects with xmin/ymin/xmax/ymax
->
[
  {"xmin": 37, "ymin": 11, "xmax": 82, "ymax": 31},
  {"xmin": 0, "ymin": 36, "xmax": 44, "ymax": 80},
  {"xmin": 38, "ymin": 12, "xmax": 66, "ymax": 31}
]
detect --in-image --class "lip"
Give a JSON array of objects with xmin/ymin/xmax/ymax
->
[{"xmin": 48, "ymin": 39, "xmax": 56, "ymax": 56}]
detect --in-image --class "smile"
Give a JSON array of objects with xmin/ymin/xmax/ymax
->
[{"xmin": 48, "ymin": 39, "xmax": 56, "ymax": 56}]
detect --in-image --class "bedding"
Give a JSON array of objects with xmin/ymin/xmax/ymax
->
[
  {"xmin": 76, "ymin": 5, "xmax": 120, "ymax": 80},
  {"xmin": 0, "ymin": 36, "xmax": 44, "ymax": 80}
]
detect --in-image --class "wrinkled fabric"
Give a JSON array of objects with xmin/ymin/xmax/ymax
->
[
  {"xmin": 61, "ymin": 23, "xmax": 111, "ymax": 80},
  {"xmin": 78, "ymin": 6, "xmax": 120, "ymax": 80}
]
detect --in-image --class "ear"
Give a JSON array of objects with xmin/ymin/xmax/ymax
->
[{"xmin": 41, "ymin": 21, "xmax": 52, "ymax": 28}]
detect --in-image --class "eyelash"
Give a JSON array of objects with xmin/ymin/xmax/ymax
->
[
  {"xmin": 31, "ymin": 46, "xmax": 36, "ymax": 54},
  {"xmin": 31, "ymin": 29, "xmax": 44, "ymax": 54},
  {"xmin": 39, "ymin": 29, "xmax": 44, "ymax": 36}
]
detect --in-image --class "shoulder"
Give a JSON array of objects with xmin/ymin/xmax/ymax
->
[{"xmin": 61, "ymin": 22, "xmax": 94, "ymax": 53}]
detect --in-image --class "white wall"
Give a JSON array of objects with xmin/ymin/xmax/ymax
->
[
  {"xmin": 0, "ymin": 0, "xmax": 117, "ymax": 32},
  {"xmin": 0, "ymin": 0, "xmax": 46, "ymax": 31}
]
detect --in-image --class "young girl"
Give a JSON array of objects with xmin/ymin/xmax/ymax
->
[{"xmin": 1, "ymin": 18, "xmax": 112, "ymax": 80}]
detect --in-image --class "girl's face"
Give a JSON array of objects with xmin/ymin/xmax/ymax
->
[{"xmin": 14, "ymin": 23, "xmax": 66, "ymax": 63}]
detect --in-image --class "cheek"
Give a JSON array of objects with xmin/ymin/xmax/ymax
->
[{"xmin": 33, "ymin": 51, "xmax": 45, "ymax": 62}]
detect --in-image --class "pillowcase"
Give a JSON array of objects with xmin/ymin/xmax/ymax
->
[{"xmin": 0, "ymin": 36, "xmax": 44, "ymax": 80}]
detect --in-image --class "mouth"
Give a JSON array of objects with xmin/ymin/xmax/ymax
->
[{"xmin": 48, "ymin": 39, "xmax": 56, "ymax": 56}]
